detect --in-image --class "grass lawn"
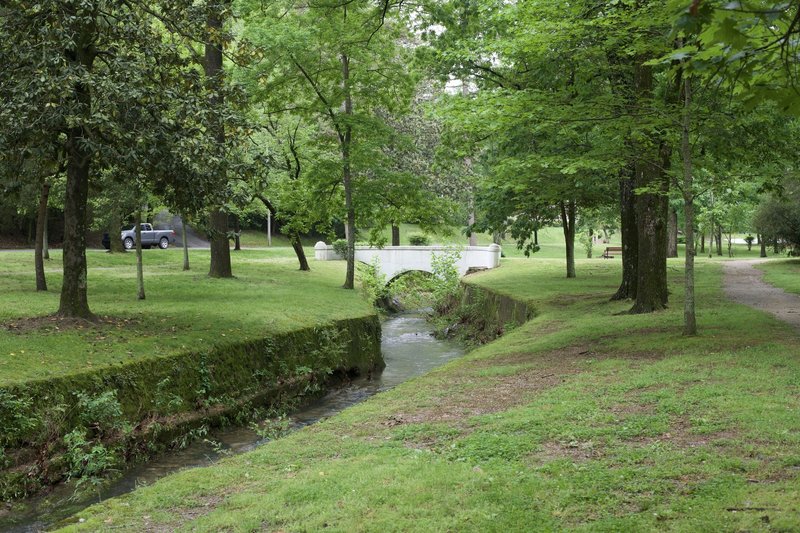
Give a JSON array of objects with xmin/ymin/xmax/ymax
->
[
  {"xmin": 0, "ymin": 247, "xmax": 373, "ymax": 386},
  {"xmin": 235, "ymin": 231, "xmax": 320, "ymax": 249},
  {"xmin": 59, "ymin": 255, "xmax": 800, "ymax": 532},
  {"xmin": 758, "ymin": 259, "xmax": 800, "ymax": 294}
]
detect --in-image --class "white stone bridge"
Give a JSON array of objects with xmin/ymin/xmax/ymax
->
[{"xmin": 314, "ymin": 242, "xmax": 502, "ymax": 282}]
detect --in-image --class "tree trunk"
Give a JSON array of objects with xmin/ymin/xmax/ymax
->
[
  {"xmin": 716, "ymin": 227, "xmax": 723, "ymax": 256},
  {"xmin": 699, "ymin": 231, "xmax": 705, "ymax": 253},
  {"xmin": 208, "ymin": 209, "xmax": 232, "ymax": 278},
  {"xmin": 341, "ymin": 52, "xmax": 356, "ymax": 290},
  {"xmin": 233, "ymin": 215, "xmax": 241, "ymax": 251},
  {"xmin": 462, "ymin": 80, "xmax": 478, "ymax": 248},
  {"xmin": 667, "ymin": 207, "xmax": 678, "ymax": 258},
  {"xmin": 760, "ymin": 235, "xmax": 767, "ymax": 257},
  {"xmin": 43, "ymin": 217, "xmax": 49, "ymax": 260},
  {"xmin": 560, "ymin": 200, "xmax": 576, "ymax": 279},
  {"xmin": 58, "ymin": 31, "xmax": 95, "ymax": 319},
  {"xmin": 468, "ymin": 209, "xmax": 477, "ymax": 246},
  {"xmin": 680, "ymin": 74, "xmax": 697, "ymax": 335},
  {"xmin": 533, "ymin": 228, "xmax": 539, "ymax": 246},
  {"xmin": 182, "ymin": 215, "xmax": 190, "ymax": 271},
  {"xmin": 109, "ymin": 210, "xmax": 125, "ymax": 253},
  {"xmin": 59, "ymin": 139, "xmax": 92, "ymax": 317},
  {"xmin": 391, "ymin": 224, "xmax": 400, "ymax": 246},
  {"xmin": 631, "ymin": 152, "xmax": 669, "ymax": 313},
  {"xmin": 135, "ymin": 210, "xmax": 145, "ymax": 300},
  {"xmin": 291, "ymin": 235, "xmax": 310, "ymax": 271},
  {"xmin": 774, "ymin": 239, "xmax": 780, "ymax": 254},
  {"xmin": 612, "ymin": 169, "xmax": 638, "ymax": 301},
  {"xmin": 205, "ymin": 5, "xmax": 232, "ymax": 278},
  {"xmin": 35, "ymin": 182, "xmax": 50, "ymax": 291},
  {"xmin": 630, "ymin": 63, "xmax": 669, "ymax": 314}
]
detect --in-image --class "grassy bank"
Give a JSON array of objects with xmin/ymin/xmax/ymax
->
[
  {"xmin": 759, "ymin": 259, "xmax": 800, "ymax": 294},
  {"xmin": 60, "ymin": 256, "xmax": 800, "ymax": 531},
  {"xmin": 0, "ymin": 248, "xmax": 383, "ymax": 500},
  {"xmin": 0, "ymin": 248, "xmax": 372, "ymax": 385}
]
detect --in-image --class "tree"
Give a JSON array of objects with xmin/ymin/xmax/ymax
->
[
  {"xmin": 0, "ymin": 0, "xmax": 222, "ymax": 318},
  {"xmin": 420, "ymin": 0, "xmax": 655, "ymax": 280},
  {"xmin": 241, "ymin": 0, "xmax": 416, "ymax": 289},
  {"xmin": 754, "ymin": 177, "xmax": 800, "ymax": 253},
  {"xmin": 0, "ymin": 1, "xmax": 236, "ymax": 316},
  {"xmin": 206, "ymin": 0, "xmax": 233, "ymax": 279}
]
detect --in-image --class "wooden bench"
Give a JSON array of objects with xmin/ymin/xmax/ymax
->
[{"xmin": 602, "ymin": 246, "xmax": 622, "ymax": 259}]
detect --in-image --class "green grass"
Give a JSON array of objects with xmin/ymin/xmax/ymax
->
[
  {"xmin": 758, "ymin": 259, "xmax": 800, "ymax": 294},
  {"xmin": 235, "ymin": 230, "xmax": 320, "ymax": 248},
  {"xmin": 0, "ymin": 247, "xmax": 373, "ymax": 386},
  {"xmin": 58, "ymin": 255, "xmax": 800, "ymax": 532}
]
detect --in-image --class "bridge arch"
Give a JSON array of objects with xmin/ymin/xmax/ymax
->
[{"xmin": 385, "ymin": 269, "xmax": 434, "ymax": 287}]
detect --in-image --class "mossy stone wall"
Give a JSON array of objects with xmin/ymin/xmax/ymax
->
[{"xmin": 0, "ymin": 315, "xmax": 382, "ymax": 500}]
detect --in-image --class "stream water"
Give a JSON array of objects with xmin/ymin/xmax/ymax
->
[{"xmin": 2, "ymin": 312, "xmax": 465, "ymax": 532}]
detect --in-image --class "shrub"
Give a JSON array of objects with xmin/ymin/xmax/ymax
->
[
  {"xmin": 75, "ymin": 390, "xmax": 128, "ymax": 438},
  {"xmin": 408, "ymin": 233, "xmax": 431, "ymax": 246},
  {"xmin": 332, "ymin": 239, "xmax": 348, "ymax": 258},
  {"xmin": 430, "ymin": 249, "xmax": 462, "ymax": 313},
  {"xmin": 579, "ymin": 232, "xmax": 593, "ymax": 258},
  {"xmin": 0, "ymin": 391, "xmax": 40, "ymax": 447},
  {"xmin": 357, "ymin": 257, "xmax": 390, "ymax": 305}
]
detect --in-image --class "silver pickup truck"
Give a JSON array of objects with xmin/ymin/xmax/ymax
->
[{"xmin": 120, "ymin": 224, "xmax": 177, "ymax": 250}]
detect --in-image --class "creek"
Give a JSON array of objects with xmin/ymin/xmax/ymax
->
[{"xmin": 3, "ymin": 312, "xmax": 465, "ymax": 532}]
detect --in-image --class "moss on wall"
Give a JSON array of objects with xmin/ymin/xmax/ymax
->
[{"xmin": 0, "ymin": 315, "xmax": 383, "ymax": 500}]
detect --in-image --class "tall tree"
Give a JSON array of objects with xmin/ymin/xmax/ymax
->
[
  {"xmin": 241, "ymin": 0, "xmax": 415, "ymax": 288},
  {"xmin": 0, "ymin": 1, "xmax": 235, "ymax": 317},
  {"xmin": 206, "ymin": 0, "xmax": 233, "ymax": 278}
]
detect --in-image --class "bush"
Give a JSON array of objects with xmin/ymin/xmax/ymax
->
[
  {"xmin": 332, "ymin": 239, "xmax": 348, "ymax": 258},
  {"xmin": 357, "ymin": 257, "xmax": 390, "ymax": 305},
  {"xmin": 408, "ymin": 233, "xmax": 431, "ymax": 246},
  {"xmin": 579, "ymin": 232, "xmax": 593, "ymax": 258},
  {"xmin": 430, "ymin": 249, "xmax": 462, "ymax": 313}
]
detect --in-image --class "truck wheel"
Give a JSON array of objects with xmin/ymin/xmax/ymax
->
[
  {"xmin": 123, "ymin": 237, "xmax": 134, "ymax": 250},
  {"xmin": 159, "ymin": 237, "xmax": 169, "ymax": 249}
]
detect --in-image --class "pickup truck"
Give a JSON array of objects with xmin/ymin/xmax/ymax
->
[{"xmin": 120, "ymin": 224, "xmax": 177, "ymax": 250}]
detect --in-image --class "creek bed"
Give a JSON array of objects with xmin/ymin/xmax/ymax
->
[{"xmin": 3, "ymin": 312, "xmax": 464, "ymax": 532}]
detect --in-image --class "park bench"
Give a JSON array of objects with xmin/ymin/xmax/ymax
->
[{"xmin": 602, "ymin": 246, "xmax": 622, "ymax": 259}]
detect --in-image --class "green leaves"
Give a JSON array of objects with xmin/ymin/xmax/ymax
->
[{"xmin": 664, "ymin": 0, "xmax": 800, "ymax": 113}]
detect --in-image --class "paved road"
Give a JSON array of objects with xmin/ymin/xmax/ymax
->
[
  {"xmin": 724, "ymin": 259, "xmax": 800, "ymax": 330},
  {"xmin": 164, "ymin": 214, "xmax": 209, "ymax": 248}
]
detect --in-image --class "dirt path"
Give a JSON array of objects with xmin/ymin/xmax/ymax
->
[{"xmin": 724, "ymin": 259, "xmax": 800, "ymax": 330}]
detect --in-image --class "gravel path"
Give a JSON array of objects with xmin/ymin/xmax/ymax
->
[{"xmin": 724, "ymin": 259, "xmax": 800, "ymax": 330}]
